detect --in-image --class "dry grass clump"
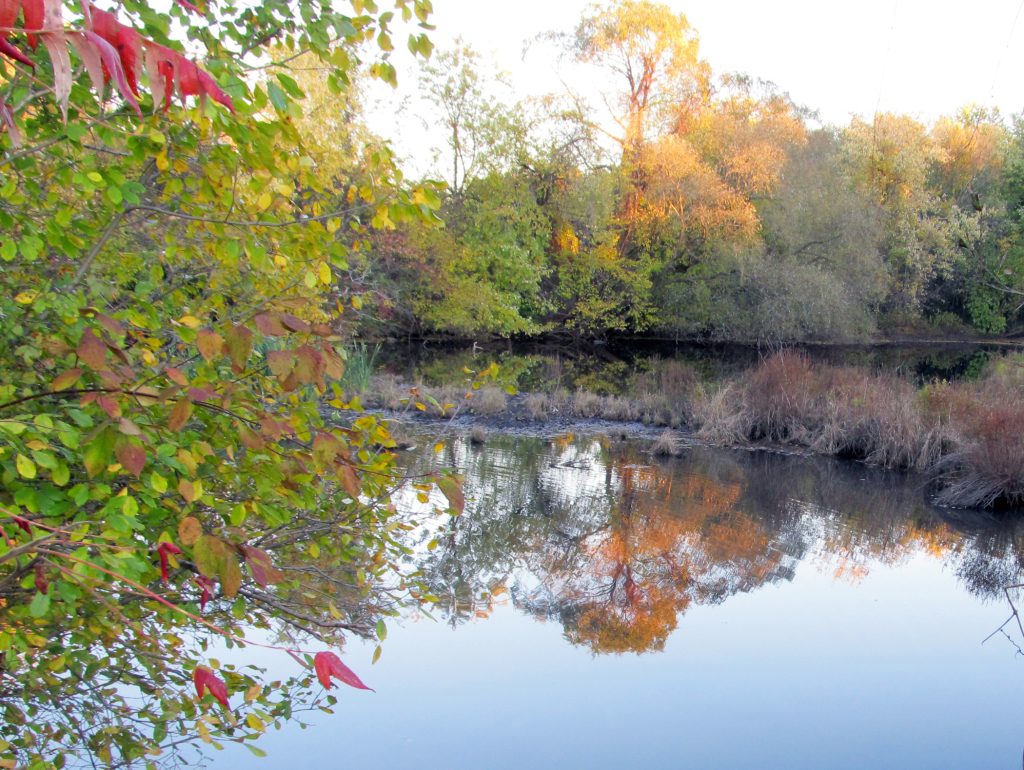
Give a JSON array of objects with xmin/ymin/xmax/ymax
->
[
  {"xmin": 810, "ymin": 366, "xmax": 949, "ymax": 471},
  {"xmin": 695, "ymin": 352, "xmax": 951, "ymax": 471},
  {"xmin": 571, "ymin": 392, "xmax": 643, "ymax": 422},
  {"xmin": 651, "ymin": 429, "xmax": 684, "ymax": 457},
  {"xmin": 365, "ymin": 374, "xmax": 407, "ymax": 410},
  {"xmin": 524, "ymin": 393, "xmax": 551, "ymax": 421},
  {"xmin": 469, "ymin": 424, "xmax": 488, "ymax": 445},
  {"xmin": 599, "ymin": 396, "xmax": 640, "ymax": 422},
  {"xmin": 693, "ymin": 382, "xmax": 749, "ymax": 445},
  {"xmin": 573, "ymin": 390, "xmax": 603, "ymax": 418},
  {"xmin": 933, "ymin": 380, "xmax": 1024, "ymax": 508},
  {"xmin": 630, "ymin": 359, "xmax": 699, "ymax": 427},
  {"xmin": 470, "ymin": 386, "xmax": 508, "ymax": 416},
  {"xmin": 741, "ymin": 350, "xmax": 818, "ymax": 442}
]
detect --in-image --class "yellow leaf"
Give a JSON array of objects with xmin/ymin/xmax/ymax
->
[
  {"xmin": 15, "ymin": 453, "xmax": 35, "ymax": 479},
  {"xmin": 14, "ymin": 291, "xmax": 36, "ymax": 304},
  {"xmin": 155, "ymin": 151, "xmax": 169, "ymax": 171},
  {"xmin": 178, "ymin": 315, "xmax": 202, "ymax": 329},
  {"xmin": 318, "ymin": 262, "xmax": 332, "ymax": 285},
  {"xmin": 245, "ymin": 713, "xmax": 265, "ymax": 732}
]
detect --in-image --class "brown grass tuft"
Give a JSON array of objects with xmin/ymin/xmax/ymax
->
[
  {"xmin": 471, "ymin": 387, "xmax": 508, "ymax": 416},
  {"xmin": 651, "ymin": 429, "xmax": 684, "ymax": 457}
]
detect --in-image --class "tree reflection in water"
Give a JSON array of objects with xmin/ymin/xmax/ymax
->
[{"xmin": 409, "ymin": 434, "xmax": 1024, "ymax": 654}]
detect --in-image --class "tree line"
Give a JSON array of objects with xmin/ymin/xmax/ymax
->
[{"xmin": 342, "ymin": 2, "xmax": 1024, "ymax": 342}]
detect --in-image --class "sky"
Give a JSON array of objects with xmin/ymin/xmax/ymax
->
[{"xmin": 367, "ymin": 0, "xmax": 1024, "ymax": 175}]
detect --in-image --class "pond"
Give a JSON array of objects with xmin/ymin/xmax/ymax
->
[{"xmin": 221, "ymin": 433, "xmax": 1024, "ymax": 769}]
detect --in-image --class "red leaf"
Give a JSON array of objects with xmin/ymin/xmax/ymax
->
[
  {"xmin": 87, "ymin": 4, "xmax": 140, "ymax": 96},
  {"xmin": 80, "ymin": 28, "xmax": 142, "ymax": 115},
  {"xmin": 67, "ymin": 30, "xmax": 104, "ymax": 94},
  {"xmin": 192, "ymin": 666, "xmax": 229, "ymax": 708},
  {"xmin": 167, "ymin": 398, "xmax": 193, "ymax": 431},
  {"xmin": 93, "ymin": 311, "xmax": 125, "ymax": 337},
  {"xmin": 77, "ymin": 329, "xmax": 106, "ymax": 370},
  {"xmin": 195, "ymin": 575, "xmax": 215, "ymax": 612},
  {"xmin": 115, "ymin": 440, "xmax": 145, "ymax": 477},
  {"xmin": 50, "ymin": 368, "xmax": 83, "ymax": 392},
  {"xmin": 156, "ymin": 541, "xmax": 182, "ymax": 583},
  {"xmin": 240, "ymin": 544, "xmax": 284, "ymax": 587},
  {"xmin": 12, "ymin": 516, "xmax": 32, "ymax": 535},
  {"xmin": 34, "ymin": 563, "xmax": 48, "ymax": 594},
  {"xmin": 254, "ymin": 312, "xmax": 288, "ymax": 337},
  {"xmin": 21, "ymin": 0, "xmax": 43, "ymax": 47},
  {"xmin": 143, "ymin": 40, "xmax": 233, "ymax": 113},
  {"xmin": 165, "ymin": 367, "xmax": 188, "ymax": 386},
  {"xmin": 0, "ymin": 0, "xmax": 21, "ymax": 33},
  {"xmin": 195, "ymin": 329, "xmax": 223, "ymax": 361},
  {"xmin": 0, "ymin": 38, "xmax": 33, "ymax": 67},
  {"xmin": 187, "ymin": 386, "xmax": 216, "ymax": 402},
  {"xmin": 40, "ymin": 30, "xmax": 70, "ymax": 118},
  {"xmin": 0, "ymin": 95, "xmax": 21, "ymax": 147},
  {"xmin": 96, "ymin": 394, "xmax": 121, "ymax": 418},
  {"xmin": 280, "ymin": 314, "xmax": 310, "ymax": 333},
  {"xmin": 312, "ymin": 651, "xmax": 373, "ymax": 692}
]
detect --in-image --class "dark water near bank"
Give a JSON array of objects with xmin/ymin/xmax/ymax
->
[
  {"xmin": 224, "ymin": 434, "xmax": 1024, "ymax": 769},
  {"xmin": 375, "ymin": 339, "xmax": 1022, "ymax": 394}
]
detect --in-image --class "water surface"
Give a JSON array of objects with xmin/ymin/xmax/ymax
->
[{"xmin": 223, "ymin": 435, "xmax": 1024, "ymax": 769}]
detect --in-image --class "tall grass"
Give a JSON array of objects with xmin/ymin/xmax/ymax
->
[
  {"xmin": 695, "ymin": 351, "xmax": 1024, "ymax": 509},
  {"xmin": 340, "ymin": 342, "xmax": 380, "ymax": 394}
]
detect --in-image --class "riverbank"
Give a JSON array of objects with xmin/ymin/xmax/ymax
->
[{"xmin": 358, "ymin": 351, "xmax": 1024, "ymax": 511}]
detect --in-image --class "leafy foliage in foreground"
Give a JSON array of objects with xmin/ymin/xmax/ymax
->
[{"xmin": 0, "ymin": 0, "xmax": 455, "ymax": 766}]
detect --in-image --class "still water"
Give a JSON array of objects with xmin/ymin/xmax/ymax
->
[
  {"xmin": 225, "ymin": 434, "xmax": 1024, "ymax": 769},
  {"xmin": 377, "ymin": 340, "xmax": 1015, "ymax": 393}
]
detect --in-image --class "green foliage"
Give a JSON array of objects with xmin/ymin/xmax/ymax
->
[
  {"xmin": 966, "ymin": 286, "xmax": 1008, "ymax": 333},
  {"xmin": 0, "ymin": 0, "xmax": 448, "ymax": 766}
]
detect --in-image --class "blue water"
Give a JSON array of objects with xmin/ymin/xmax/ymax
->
[{"xmin": 219, "ymin": 437, "xmax": 1024, "ymax": 769}]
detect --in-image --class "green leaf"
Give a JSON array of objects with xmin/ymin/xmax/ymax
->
[
  {"xmin": 29, "ymin": 591, "xmax": 50, "ymax": 618},
  {"xmin": 193, "ymin": 535, "xmax": 229, "ymax": 579},
  {"xmin": 267, "ymin": 82, "xmax": 288, "ymax": 112}
]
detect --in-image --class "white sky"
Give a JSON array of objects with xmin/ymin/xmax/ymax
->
[{"xmin": 367, "ymin": 0, "xmax": 1024, "ymax": 176}]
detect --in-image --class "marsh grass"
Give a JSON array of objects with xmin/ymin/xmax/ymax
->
[
  {"xmin": 651, "ymin": 429, "xmax": 684, "ymax": 457},
  {"xmin": 340, "ymin": 342, "xmax": 380, "ymax": 394},
  {"xmin": 360, "ymin": 351, "xmax": 1024, "ymax": 510}
]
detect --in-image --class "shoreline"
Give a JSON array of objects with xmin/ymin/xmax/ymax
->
[{"xmin": 351, "ymin": 350, "xmax": 1024, "ymax": 513}]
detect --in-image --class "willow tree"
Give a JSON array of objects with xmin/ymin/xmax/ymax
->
[{"xmin": 0, "ymin": 0, "xmax": 464, "ymax": 767}]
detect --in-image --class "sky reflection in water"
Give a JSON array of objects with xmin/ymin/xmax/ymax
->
[{"xmin": 223, "ymin": 435, "xmax": 1024, "ymax": 769}]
